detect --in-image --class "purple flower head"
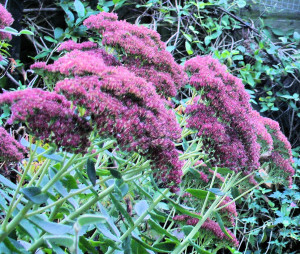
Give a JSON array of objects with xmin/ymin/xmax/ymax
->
[
  {"xmin": 31, "ymin": 25, "xmax": 184, "ymax": 191},
  {"xmin": 184, "ymin": 56, "xmax": 261, "ymax": 179},
  {"xmin": 84, "ymin": 12, "xmax": 188, "ymax": 97},
  {"xmin": 0, "ymin": 127, "xmax": 26, "ymax": 163},
  {"xmin": 0, "ymin": 89, "xmax": 92, "ymax": 153},
  {"xmin": 0, "ymin": 4, "xmax": 14, "ymax": 41},
  {"xmin": 57, "ymin": 40, "xmax": 98, "ymax": 52}
]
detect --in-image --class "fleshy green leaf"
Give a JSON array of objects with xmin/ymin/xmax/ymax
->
[
  {"xmin": 208, "ymin": 188, "xmax": 225, "ymax": 196},
  {"xmin": 77, "ymin": 214, "xmax": 107, "ymax": 227},
  {"xmin": 148, "ymin": 219, "xmax": 179, "ymax": 242},
  {"xmin": 43, "ymin": 235, "xmax": 74, "ymax": 248},
  {"xmin": 29, "ymin": 215, "xmax": 72, "ymax": 234},
  {"xmin": 214, "ymin": 212, "xmax": 233, "ymax": 240},
  {"xmin": 87, "ymin": 158, "xmax": 97, "ymax": 186},
  {"xmin": 21, "ymin": 187, "xmax": 49, "ymax": 204},
  {"xmin": 186, "ymin": 188, "xmax": 216, "ymax": 200}
]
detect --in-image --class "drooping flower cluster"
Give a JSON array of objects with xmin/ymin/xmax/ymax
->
[
  {"xmin": 184, "ymin": 55, "xmax": 294, "ymax": 186},
  {"xmin": 0, "ymin": 89, "xmax": 91, "ymax": 153},
  {"xmin": 185, "ymin": 56, "xmax": 260, "ymax": 183},
  {"xmin": 0, "ymin": 127, "xmax": 26, "ymax": 163},
  {"xmin": 173, "ymin": 215, "xmax": 239, "ymax": 247},
  {"xmin": 31, "ymin": 20, "xmax": 184, "ymax": 191},
  {"xmin": 0, "ymin": 3, "xmax": 14, "ymax": 41},
  {"xmin": 83, "ymin": 12, "xmax": 188, "ymax": 97},
  {"xmin": 260, "ymin": 117, "xmax": 294, "ymax": 187}
]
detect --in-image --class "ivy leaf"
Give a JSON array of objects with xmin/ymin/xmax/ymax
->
[
  {"xmin": 236, "ymin": 0, "xmax": 246, "ymax": 8},
  {"xmin": 185, "ymin": 41, "xmax": 193, "ymax": 55}
]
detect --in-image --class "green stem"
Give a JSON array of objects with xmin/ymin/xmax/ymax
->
[
  {"xmin": 41, "ymin": 154, "xmax": 77, "ymax": 192},
  {"xmin": 26, "ymin": 176, "xmax": 112, "ymax": 217},
  {"xmin": 216, "ymin": 181, "xmax": 265, "ymax": 211},
  {"xmin": 0, "ymin": 202, "xmax": 33, "ymax": 242},
  {"xmin": 1, "ymin": 143, "xmax": 38, "ymax": 231},
  {"xmin": 105, "ymin": 188, "xmax": 170, "ymax": 254},
  {"xmin": 27, "ymin": 184, "xmax": 115, "ymax": 252}
]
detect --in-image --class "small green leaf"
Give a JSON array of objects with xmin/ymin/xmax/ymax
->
[
  {"xmin": 208, "ymin": 188, "xmax": 225, "ymax": 196},
  {"xmin": 44, "ymin": 36, "xmax": 57, "ymax": 43},
  {"xmin": 182, "ymin": 225, "xmax": 199, "ymax": 238},
  {"xmin": 110, "ymin": 194, "xmax": 134, "ymax": 226},
  {"xmin": 19, "ymin": 29, "xmax": 34, "ymax": 35},
  {"xmin": 148, "ymin": 219, "xmax": 179, "ymax": 242},
  {"xmin": 87, "ymin": 158, "xmax": 97, "ymax": 186},
  {"xmin": 152, "ymin": 241, "xmax": 177, "ymax": 252},
  {"xmin": 77, "ymin": 214, "xmax": 107, "ymax": 227},
  {"xmin": 74, "ymin": 0, "xmax": 85, "ymax": 17},
  {"xmin": 109, "ymin": 168, "xmax": 122, "ymax": 179},
  {"xmin": 54, "ymin": 28, "xmax": 64, "ymax": 40},
  {"xmin": 236, "ymin": 0, "xmax": 246, "ymax": 8},
  {"xmin": 134, "ymin": 200, "xmax": 149, "ymax": 217},
  {"xmin": 231, "ymin": 187, "xmax": 242, "ymax": 204},
  {"xmin": 188, "ymin": 240, "xmax": 212, "ymax": 254},
  {"xmin": 186, "ymin": 188, "xmax": 216, "ymax": 200},
  {"xmin": 204, "ymin": 36, "xmax": 211, "ymax": 46},
  {"xmin": 29, "ymin": 215, "xmax": 72, "ymax": 234},
  {"xmin": 214, "ymin": 212, "xmax": 233, "ymax": 240},
  {"xmin": 3, "ymin": 27, "xmax": 19, "ymax": 35},
  {"xmin": 43, "ymin": 235, "xmax": 74, "ymax": 248},
  {"xmin": 185, "ymin": 41, "xmax": 193, "ymax": 55},
  {"xmin": 166, "ymin": 45, "xmax": 175, "ymax": 52},
  {"xmin": 21, "ymin": 187, "xmax": 49, "ymax": 204},
  {"xmin": 293, "ymin": 31, "xmax": 300, "ymax": 40}
]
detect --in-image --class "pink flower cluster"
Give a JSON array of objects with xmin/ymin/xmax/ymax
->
[
  {"xmin": 31, "ymin": 37, "xmax": 183, "ymax": 191},
  {"xmin": 255, "ymin": 116, "xmax": 294, "ymax": 186},
  {"xmin": 83, "ymin": 12, "xmax": 187, "ymax": 97},
  {"xmin": 185, "ymin": 56, "xmax": 260, "ymax": 178},
  {"xmin": 57, "ymin": 40, "xmax": 98, "ymax": 52},
  {"xmin": 0, "ymin": 127, "xmax": 26, "ymax": 163},
  {"xmin": 173, "ymin": 215, "xmax": 239, "ymax": 247},
  {"xmin": 218, "ymin": 196, "xmax": 238, "ymax": 226},
  {"xmin": 0, "ymin": 4, "xmax": 14, "ymax": 41},
  {"xmin": 0, "ymin": 89, "xmax": 91, "ymax": 153},
  {"xmin": 184, "ymin": 55, "xmax": 294, "ymax": 187}
]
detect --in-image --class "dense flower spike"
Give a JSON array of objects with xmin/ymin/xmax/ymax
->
[
  {"xmin": 173, "ymin": 215, "xmax": 239, "ymax": 247},
  {"xmin": 84, "ymin": 12, "xmax": 188, "ymax": 97},
  {"xmin": 0, "ymin": 89, "xmax": 91, "ymax": 153},
  {"xmin": 0, "ymin": 127, "xmax": 26, "ymax": 163},
  {"xmin": 185, "ymin": 56, "xmax": 260, "ymax": 176},
  {"xmin": 184, "ymin": 55, "xmax": 294, "ymax": 186},
  {"xmin": 0, "ymin": 4, "xmax": 14, "ymax": 41},
  {"xmin": 31, "ymin": 35, "xmax": 183, "ymax": 191}
]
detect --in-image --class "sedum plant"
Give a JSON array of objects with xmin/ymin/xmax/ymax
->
[{"xmin": 0, "ymin": 9, "xmax": 296, "ymax": 254}]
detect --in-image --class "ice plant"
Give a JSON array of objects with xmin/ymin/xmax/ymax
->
[
  {"xmin": 31, "ymin": 37, "xmax": 183, "ymax": 191},
  {"xmin": 0, "ymin": 89, "xmax": 91, "ymax": 153},
  {"xmin": 0, "ymin": 3, "xmax": 14, "ymax": 41},
  {"xmin": 0, "ymin": 127, "xmax": 26, "ymax": 163}
]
